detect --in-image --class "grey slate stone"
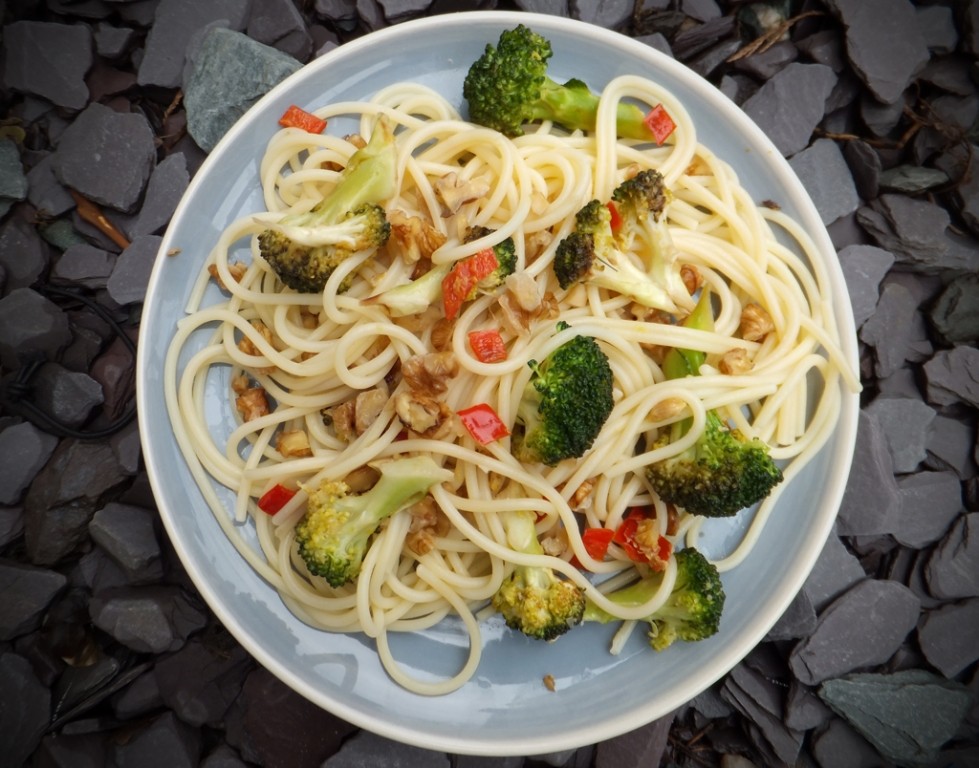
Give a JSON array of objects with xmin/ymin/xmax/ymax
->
[
  {"xmin": 925, "ymin": 512, "xmax": 979, "ymax": 600},
  {"xmin": 803, "ymin": 531, "xmax": 867, "ymax": 611},
  {"xmin": 824, "ymin": 0, "xmax": 929, "ymax": 105},
  {"xmin": 154, "ymin": 638, "xmax": 252, "ymax": 728},
  {"xmin": 784, "ymin": 681, "xmax": 833, "ymax": 732},
  {"xmin": 106, "ymin": 235, "xmax": 163, "ymax": 305},
  {"xmin": 923, "ymin": 345, "xmax": 979, "ymax": 409},
  {"xmin": 917, "ymin": 4, "xmax": 958, "ymax": 53},
  {"xmin": 860, "ymin": 282, "xmax": 925, "ymax": 380},
  {"xmin": 137, "ymin": 0, "xmax": 251, "ymax": 88},
  {"xmin": 569, "ymin": 0, "xmax": 632, "ymax": 29},
  {"xmin": 89, "ymin": 503, "xmax": 163, "ymax": 584},
  {"xmin": 796, "ymin": 30, "xmax": 845, "ymax": 73},
  {"xmin": 810, "ymin": 717, "xmax": 883, "ymax": 768},
  {"xmin": 2, "ymin": 21, "xmax": 93, "ymax": 110},
  {"xmin": 860, "ymin": 92, "xmax": 906, "ymax": 137},
  {"xmin": 818, "ymin": 670, "xmax": 972, "ymax": 768},
  {"xmin": 765, "ymin": 588, "xmax": 817, "ymax": 641},
  {"xmin": 32, "ymin": 362, "xmax": 105, "ymax": 429},
  {"xmin": 835, "ymin": 410, "xmax": 901, "ymax": 537},
  {"xmin": 89, "ymin": 585, "xmax": 207, "ymax": 653},
  {"xmin": 863, "ymin": 397, "xmax": 936, "ymax": 475},
  {"xmin": 322, "ymin": 728, "xmax": 450, "ymax": 767},
  {"xmin": 788, "ymin": 138, "xmax": 860, "ymax": 226},
  {"xmin": 929, "ymin": 272, "xmax": 979, "ymax": 345},
  {"xmin": 130, "ymin": 153, "xmax": 189, "ymax": 237},
  {"xmin": 0, "ymin": 214, "xmax": 50, "ymax": 291},
  {"xmin": 0, "ymin": 560, "xmax": 68, "ymax": 640},
  {"xmin": 201, "ymin": 744, "xmax": 249, "ymax": 768},
  {"xmin": 918, "ymin": 598, "xmax": 979, "ymax": 678},
  {"xmin": 879, "ymin": 165, "xmax": 949, "ymax": 195},
  {"xmin": 52, "ymin": 243, "xmax": 116, "ymax": 290},
  {"xmin": 0, "ymin": 652, "xmax": 51, "ymax": 767},
  {"xmin": 0, "ymin": 287, "xmax": 72, "ymax": 369},
  {"xmin": 0, "ymin": 138, "xmax": 27, "ymax": 204},
  {"xmin": 247, "ymin": 0, "xmax": 314, "ymax": 60},
  {"xmin": 94, "ymin": 22, "xmax": 136, "ymax": 60},
  {"xmin": 893, "ymin": 471, "xmax": 963, "ymax": 549},
  {"xmin": 721, "ymin": 663, "xmax": 804, "ymax": 765},
  {"xmin": 741, "ymin": 63, "xmax": 837, "ymax": 157},
  {"xmin": 924, "ymin": 414, "xmax": 978, "ymax": 479},
  {"xmin": 52, "ymin": 103, "xmax": 157, "ymax": 214},
  {"xmin": 110, "ymin": 710, "xmax": 201, "ymax": 768},
  {"xmin": 843, "ymin": 139, "xmax": 881, "ymax": 201},
  {"xmin": 837, "ymin": 244, "xmax": 894, "ymax": 329},
  {"xmin": 733, "ymin": 40, "xmax": 798, "ymax": 82},
  {"xmin": 377, "ymin": 0, "xmax": 433, "ymax": 23},
  {"xmin": 184, "ymin": 28, "xmax": 302, "ymax": 153},
  {"xmin": 26, "ymin": 153, "xmax": 76, "ymax": 217},
  {"xmin": 0, "ymin": 506, "xmax": 24, "ymax": 550},
  {"xmin": 0, "ymin": 421, "xmax": 58, "ymax": 507},
  {"xmin": 789, "ymin": 579, "xmax": 920, "ymax": 686},
  {"xmin": 856, "ymin": 194, "xmax": 979, "ymax": 275},
  {"xmin": 594, "ymin": 713, "xmax": 673, "ymax": 768}
]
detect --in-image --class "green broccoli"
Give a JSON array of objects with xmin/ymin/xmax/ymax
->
[
  {"xmin": 645, "ymin": 291, "xmax": 783, "ymax": 517},
  {"xmin": 463, "ymin": 24, "xmax": 658, "ymax": 140},
  {"xmin": 366, "ymin": 227, "xmax": 517, "ymax": 317},
  {"xmin": 295, "ymin": 455, "xmax": 452, "ymax": 587},
  {"xmin": 583, "ymin": 547, "xmax": 724, "ymax": 651},
  {"xmin": 512, "ymin": 322, "xmax": 614, "ymax": 466},
  {"xmin": 258, "ymin": 117, "xmax": 397, "ymax": 293},
  {"xmin": 553, "ymin": 170, "xmax": 692, "ymax": 314},
  {"xmin": 492, "ymin": 510, "xmax": 586, "ymax": 641}
]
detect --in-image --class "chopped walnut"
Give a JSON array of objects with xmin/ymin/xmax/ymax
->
[
  {"xmin": 540, "ymin": 529, "xmax": 569, "ymax": 558},
  {"xmin": 680, "ymin": 264, "xmax": 702, "ymax": 296},
  {"xmin": 405, "ymin": 496, "xmax": 450, "ymax": 555},
  {"xmin": 633, "ymin": 518, "xmax": 669, "ymax": 570},
  {"xmin": 401, "ymin": 351, "xmax": 459, "ymax": 396},
  {"xmin": 300, "ymin": 308, "xmax": 319, "ymax": 329},
  {"xmin": 276, "ymin": 429, "xmax": 312, "ymax": 458},
  {"xmin": 394, "ymin": 391, "xmax": 444, "ymax": 434},
  {"xmin": 231, "ymin": 373, "xmax": 252, "ymax": 395},
  {"xmin": 568, "ymin": 478, "xmax": 595, "ymax": 510},
  {"xmin": 739, "ymin": 303, "xmax": 775, "ymax": 342},
  {"xmin": 505, "ymin": 272, "xmax": 541, "ymax": 312},
  {"xmin": 208, "ymin": 261, "xmax": 247, "ymax": 290},
  {"xmin": 649, "ymin": 397, "xmax": 687, "ymax": 422},
  {"xmin": 345, "ymin": 133, "xmax": 367, "ymax": 149},
  {"xmin": 719, "ymin": 348, "xmax": 753, "ymax": 375},
  {"xmin": 429, "ymin": 317, "xmax": 455, "ymax": 352},
  {"xmin": 238, "ymin": 321, "xmax": 276, "ymax": 374},
  {"xmin": 235, "ymin": 387, "xmax": 269, "ymax": 422},
  {"xmin": 525, "ymin": 229, "xmax": 553, "ymax": 263},
  {"xmin": 326, "ymin": 385, "xmax": 389, "ymax": 442},
  {"xmin": 388, "ymin": 209, "xmax": 448, "ymax": 264},
  {"xmin": 496, "ymin": 275, "xmax": 556, "ymax": 336},
  {"xmin": 543, "ymin": 674, "xmax": 557, "ymax": 692},
  {"xmin": 433, "ymin": 172, "xmax": 491, "ymax": 216}
]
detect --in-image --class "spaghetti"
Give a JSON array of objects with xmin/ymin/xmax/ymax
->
[{"xmin": 164, "ymin": 73, "xmax": 858, "ymax": 695}]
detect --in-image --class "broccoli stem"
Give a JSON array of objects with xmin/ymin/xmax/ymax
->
[{"xmin": 536, "ymin": 78, "xmax": 653, "ymax": 140}]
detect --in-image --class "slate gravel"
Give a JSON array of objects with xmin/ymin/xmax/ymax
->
[{"xmin": 2, "ymin": 1, "xmax": 978, "ymax": 767}]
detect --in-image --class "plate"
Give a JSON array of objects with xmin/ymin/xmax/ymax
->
[{"xmin": 137, "ymin": 11, "xmax": 860, "ymax": 756}]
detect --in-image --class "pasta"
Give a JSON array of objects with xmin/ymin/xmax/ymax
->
[{"xmin": 164, "ymin": 73, "xmax": 859, "ymax": 695}]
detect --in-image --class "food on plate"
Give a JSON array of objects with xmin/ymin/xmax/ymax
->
[{"xmin": 164, "ymin": 25, "xmax": 859, "ymax": 695}]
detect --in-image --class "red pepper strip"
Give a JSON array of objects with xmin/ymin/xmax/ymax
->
[
  {"xmin": 582, "ymin": 527, "xmax": 615, "ymax": 561},
  {"xmin": 278, "ymin": 104, "xmax": 328, "ymax": 134},
  {"xmin": 644, "ymin": 103, "xmax": 676, "ymax": 145},
  {"xmin": 257, "ymin": 483, "xmax": 297, "ymax": 515},
  {"xmin": 441, "ymin": 248, "xmax": 499, "ymax": 321},
  {"xmin": 606, "ymin": 201, "xmax": 623, "ymax": 234},
  {"xmin": 457, "ymin": 403, "xmax": 509, "ymax": 445},
  {"xmin": 468, "ymin": 329, "xmax": 507, "ymax": 363},
  {"xmin": 612, "ymin": 507, "xmax": 672, "ymax": 569}
]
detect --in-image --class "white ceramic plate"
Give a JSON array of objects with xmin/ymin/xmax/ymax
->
[{"xmin": 138, "ymin": 11, "xmax": 859, "ymax": 756}]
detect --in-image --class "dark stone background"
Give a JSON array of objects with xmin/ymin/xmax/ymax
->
[{"xmin": 1, "ymin": 1, "xmax": 978, "ymax": 766}]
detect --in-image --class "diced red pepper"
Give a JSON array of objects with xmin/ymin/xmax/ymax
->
[
  {"xmin": 582, "ymin": 527, "xmax": 615, "ymax": 561},
  {"xmin": 257, "ymin": 483, "xmax": 297, "ymax": 515},
  {"xmin": 457, "ymin": 402, "xmax": 509, "ymax": 445},
  {"xmin": 442, "ymin": 248, "xmax": 499, "ymax": 320},
  {"xmin": 644, "ymin": 103, "xmax": 676, "ymax": 145},
  {"xmin": 606, "ymin": 201, "xmax": 623, "ymax": 234},
  {"xmin": 468, "ymin": 329, "xmax": 507, "ymax": 363},
  {"xmin": 612, "ymin": 507, "xmax": 672, "ymax": 569},
  {"xmin": 278, "ymin": 105, "xmax": 328, "ymax": 134}
]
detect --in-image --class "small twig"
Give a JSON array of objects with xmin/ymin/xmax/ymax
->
[
  {"xmin": 69, "ymin": 189, "xmax": 131, "ymax": 250},
  {"xmin": 727, "ymin": 10, "xmax": 823, "ymax": 63}
]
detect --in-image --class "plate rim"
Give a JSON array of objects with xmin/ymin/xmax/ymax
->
[{"xmin": 136, "ymin": 9, "xmax": 861, "ymax": 755}]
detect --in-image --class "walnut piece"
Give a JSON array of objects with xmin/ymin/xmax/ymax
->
[
  {"xmin": 388, "ymin": 209, "xmax": 447, "ymax": 264},
  {"xmin": 405, "ymin": 496, "xmax": 450, "ymax": 555},
  {"xmin": 719, "ymin": 348, "xmax": 753, "ymax": 375},
  {"xmin": 208, "ymin": 260, "xmax": 247, "ymax": 290},
  {"xmin": 433, "ymin": 172, "xmax": 491, "ymax": 216},
  {"xmin": 276, "ymin": 429, "xmax": 312, "ymax": 457},
  {"xmin": 235, "ymin": 387, "xmax": 270, "ymax": 422},
  {"xmin": 326, "ymin": 385, "xmax": 389, "ymax": 442},
  {"xmin": 401, "ymin": 351, "xmax": 459, "ymax": 396},
  {"xmin": 739, "ymin": 303, "xmax": 774, "ymax": 342}
]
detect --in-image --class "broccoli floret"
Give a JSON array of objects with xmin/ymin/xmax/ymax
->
[
  {"xmin": 583, "ymin": 547, "xmax": 724, "ymax": 651},
  {"xmin": 258, "ymin": 117, "xmax": 397, "ymax": 293},
  {"xmin": 295, "ymin": 455, "xmax": 452, "ymax": 587},
  {"xmin": 365, "ymin": 228, "xmax": 516, "ymax": 317},
  {"xmin": 645, "ymin": 291, "xmax": 783, "ymax": 517},
  {"xmin": 553, "ymin": 172, "xmax": 692, "ymax": 314},
  {"xmin": 463, "ymin": 25, "xmax": 656, "ymax": 140},
  {"xmin": 492, "ymin": 510, "xmax": 586, "ymax": 641},
  {"xmin": 512, "ymin": 322, "xmax": 614, "ymax": 466}
]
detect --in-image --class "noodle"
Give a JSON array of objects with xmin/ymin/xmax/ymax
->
[{"xmin": 164, "ymin": 75, "xmax": 857, "ymax": 694}]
